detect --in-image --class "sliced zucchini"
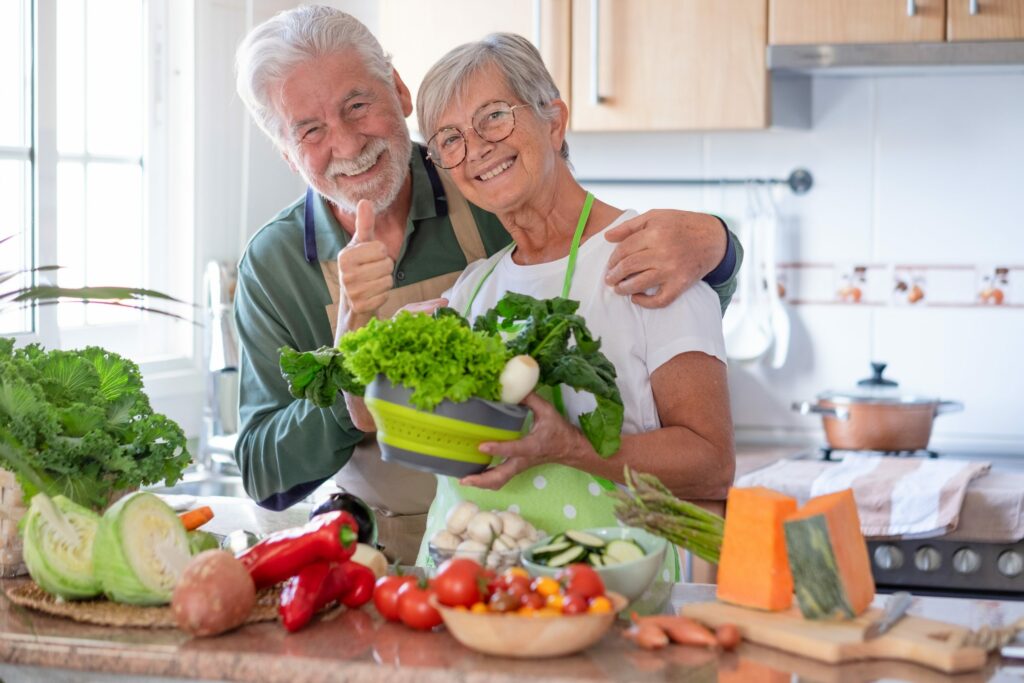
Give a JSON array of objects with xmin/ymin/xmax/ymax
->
[
  {"xmin": 565, "ymin": 530, "xmax": 606, "ymax": 549},
  {"xmin": 605, "ymin": 539, "xmax": 646, "ymax": 564},
  {"xmin": 530, "ymin": 540, "xmax": 571, "ymax": 559},
  {"xmin": 587, "ymin": 553, "xmax": 605, "ymax": 567},
  {"xmin": 546, "ymin": 545, "xmax": 587, "ymax": 568}
]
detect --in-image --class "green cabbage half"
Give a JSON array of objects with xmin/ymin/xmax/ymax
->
[
  {"xmin": 93, "ymin": 492, "xmax": 191, "ymax": 605},
  {"xmin": 21, "ymin": 493, "xmax": 102, "ymax": 600}
]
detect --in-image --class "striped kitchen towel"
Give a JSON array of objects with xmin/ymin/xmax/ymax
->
[{"xmin": 807, "ymin": 454, "xmax": 991, "ymax": 538}]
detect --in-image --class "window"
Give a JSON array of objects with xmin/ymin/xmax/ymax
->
[{"xmin": 5, "ymin": 0, "xmax": 194, "ymax": 366}]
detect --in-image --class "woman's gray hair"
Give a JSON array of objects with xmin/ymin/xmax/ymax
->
[
  {"xmin": 236, "ymin": 5, "xmax": 393, "ymax": 145},
  {"xmin": 417, "ymin": 33, "xmax": 570, "ymax": 162}
]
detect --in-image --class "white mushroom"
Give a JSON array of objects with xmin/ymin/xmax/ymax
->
[
  {"xmin": 466, "ymin": 511, "xmax": 503, "ymax": 544},
  {"xmin": 492, "ymin": 534, "xmax": 517, "ymax": 553},
  {"xmin": 497, "ymin": 511, "xmax": 527, "ymax": 540},
  {"xmin": 430, "ymin": 530, "xmax": 461, "ymax": 552},
  {"xmin": 517, "ymin": 536, "xmax": 535, "ymax": 550},
  {"xmin": 445, "ymin": 501, "xmax": 479, "ymax": 536},
  {"xmin": 454, "ymin": 539, "xmax": 487, "ymax": 564}
]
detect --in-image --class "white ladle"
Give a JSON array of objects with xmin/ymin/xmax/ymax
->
[{"xmin": 723, "ymin": 185, "xmax": 773, "ymax": 362}]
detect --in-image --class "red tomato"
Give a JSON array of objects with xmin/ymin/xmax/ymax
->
[
  {"xmin": 561, "ymin": 592, "xmax": 589, "ymax": 615},
  {"xmin": 520, "ymin": 591, "xmax": 545, "ymax": 610},
  {"xmin": 397, "ymin": 581, "xmax": 442, "ymax": 631},
  {"xmin": 556, "ymin": 564, "xmax": 605, "ymax": 600},
  {"xmin": 434, "ymin": 558, "xmax": 484, "ymax": 608},
  {"xmin": 373, "ymin": 575, "xmax": 416, "ymax": 622}
]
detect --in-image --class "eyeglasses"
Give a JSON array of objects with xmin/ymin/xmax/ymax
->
[{"xmin": 426, "ymin": 100, "xmax": 531, "ymax": 170}]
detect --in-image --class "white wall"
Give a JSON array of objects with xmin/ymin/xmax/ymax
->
[{"xmin": 198, "ymin": 4, "xmax": 1024, "ymax": 453}]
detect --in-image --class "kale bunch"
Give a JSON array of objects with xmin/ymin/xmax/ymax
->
[{"xmin": 0, "ymin": 338, "xmax": 190, "ymax": 510}]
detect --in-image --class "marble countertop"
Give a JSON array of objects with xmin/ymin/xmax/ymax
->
[{"xmin": 1, "ymin": 575, "xmax": 1023, "ymax": 683}]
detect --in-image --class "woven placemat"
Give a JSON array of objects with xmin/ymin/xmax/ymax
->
[{"xmin": 4, "ymin": 581, "xmax": 281, "ymax": 628}]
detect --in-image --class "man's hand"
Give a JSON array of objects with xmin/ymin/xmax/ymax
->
[
  {"xmin": 604, "ymin": 210, "xmax": 726, "ymax": 309},
  {"xmin": 337, "ymin": 199, "xmax": 393, "ymax": 338}
]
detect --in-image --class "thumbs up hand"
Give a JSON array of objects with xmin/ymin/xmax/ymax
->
[{"xmin": 337, "ymin": 199, "xmax": 394, "ymax": 337}]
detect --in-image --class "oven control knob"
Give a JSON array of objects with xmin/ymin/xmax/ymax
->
[
  {"xmin": 914, "ymin": 546, "xmax": 942, "ymax": 572},
  {"xmin": 952, "ymin": 548, "xmax": 981, "ymax": 574},
  {"xmin": 998, "ymin": 550, "xmax": 1023, "ymax": 578},
  {"xmin": 873, "ymin": 544, "xmax": 904, "ymax": 570}
]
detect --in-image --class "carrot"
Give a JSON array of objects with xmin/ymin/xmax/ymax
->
[
  {"xmin": 715, "ymin": 623, "xmax": 742, "ymax": 651},
  {"xmin": 623, "ymin": 621, "xmax": 669, "ymax": 650},
  {"xmin": 179, "ymin": 506, "xmax": 215, "ymax": 531},
  {"xmin": 633, "ymin": 614, "xmax": 718, "ymax": 648}
]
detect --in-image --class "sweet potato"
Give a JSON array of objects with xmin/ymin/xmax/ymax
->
[
  {"xmin": 633, "ymin": 614, "xmax": 718, "ymax": 648},
  {"xmin": 171, "ymin": 550, "xmax": 256, "ymax": 637}
]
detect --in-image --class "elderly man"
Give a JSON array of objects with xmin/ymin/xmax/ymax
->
[{"xmin": 232, "ymin": 5, "xmax": 742, "ymax": 563}]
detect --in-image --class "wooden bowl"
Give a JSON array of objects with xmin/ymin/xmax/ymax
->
[{"xmin": 433, "ymin": 592, "xmax": 628, "ymax": 658}]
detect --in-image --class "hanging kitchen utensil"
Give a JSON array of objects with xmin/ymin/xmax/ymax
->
[
  {"xmin": 792, "ymin": 362, "xmax": 964, "ymax": 452},
  {"xmin": 723, "ymin": 184, "xmax": 773, "ymax": 362},
  {"xmin": 760, "ymin": 186, "xmax": 790, "ymax": 370}
]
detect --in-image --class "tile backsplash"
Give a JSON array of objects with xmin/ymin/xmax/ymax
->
[{"xmin": 565, "ymin": 72, "xmax": 1024, "ymax": 453}]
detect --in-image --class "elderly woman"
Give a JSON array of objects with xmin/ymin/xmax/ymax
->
[{"xmin": 397, "ymin": 33, "xmax": 736, "ymax": 565}]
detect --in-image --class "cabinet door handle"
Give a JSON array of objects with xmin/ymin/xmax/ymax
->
[
  {"xmin": 590, "ymin": 0, "xmax": 605, "ymax": 105},
  {"xmin": 969, "ymin": 0, "xmax": 979, "ymax": 15},
  {"xmin": 533, "ymin": 0, "xmax": 542, "ymax": 48},
  {"xmin": 906, "ymin": 0, "xmax": 916, "ymax": 17}
]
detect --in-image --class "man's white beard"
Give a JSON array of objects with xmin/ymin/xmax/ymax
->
[{"xmin": 316, "ymin": 133, "xmax": 412, "ymax": 215}]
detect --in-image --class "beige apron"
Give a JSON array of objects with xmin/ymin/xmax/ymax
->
[{"xmin": 317, "ymin": 174, "xmax": 485, "ymax": 563}]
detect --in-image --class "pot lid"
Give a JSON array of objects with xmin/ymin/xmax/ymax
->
[{"xmin": 817, "ymin": 362, "xmax": 940, "ymax": 404}]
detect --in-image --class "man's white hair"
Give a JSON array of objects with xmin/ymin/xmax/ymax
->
[{"xmin": 235, "ymin": 5, "xmax": 393, "ymax": 145}]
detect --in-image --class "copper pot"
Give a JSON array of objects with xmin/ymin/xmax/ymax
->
[{"xmin": 793, "ymin": 362, "xmax": 963, "ymax": 452}]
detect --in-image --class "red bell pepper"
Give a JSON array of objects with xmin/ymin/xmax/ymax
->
[
  {"xmin": 238, "ymin": 510, "xmax": 359, "ymax": 589},
  {"xmin": 279, "ymin": 561, "xmax": 334, "ymax": 633},
  {"xmin": 337, "ymin": 560, "xmax": 375, "ymax": 609}
]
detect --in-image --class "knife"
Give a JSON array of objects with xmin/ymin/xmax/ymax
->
[{"xmin": 864, "ymin": 591, "xmax": 914, "ymax": 640}]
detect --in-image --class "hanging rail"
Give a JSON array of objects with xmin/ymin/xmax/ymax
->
[{"xmin": 575, "ymin": 168, "xmax": 814, "ymax": 195}]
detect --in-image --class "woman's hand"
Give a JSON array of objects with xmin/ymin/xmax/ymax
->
[
  {"xmin": 603, "ymin": 210, "xmax": 726, "ymax": 308},
  {"xmin": 459, "ymin": 393, "xmax": 592, "ymax": 490}
]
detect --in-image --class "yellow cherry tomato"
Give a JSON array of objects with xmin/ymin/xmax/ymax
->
[
  {"xmin": 505, "ymin": 567, "xmax": 530, "ymax": 580},
  {"xmin": 532, "ymin": 576, "xmax": 560, "ymax": 597},
  {"xmin": 537, "ymin": 607, "xmax": 562, "ymax": 618},
  {"xmin": 545, "ymin": 593, "xmax": 565, "ymax": 610},
  {"xmin": 470, "ymin": 602, "xmax": 489, "ymax": 614},
  {"xmin": 588, "ymin": 596, "xmax": 613, "ymax": 614},
  {"xmin": 455, "ymin": 605, "xmax": 468, "ymax": 612},
  {"xmin": 517, "ymin": 606, "xmax": 536, "ymax": 617}
]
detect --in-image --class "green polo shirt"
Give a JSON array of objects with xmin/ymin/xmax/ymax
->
[{"xmin": 234, "ymin": 145, "xmax": 741, "ymax": 510}]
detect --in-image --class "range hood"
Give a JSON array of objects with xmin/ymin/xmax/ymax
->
[{"xmin": 768, "ymin": 40, "xmax": 1024, "ymax": 75}]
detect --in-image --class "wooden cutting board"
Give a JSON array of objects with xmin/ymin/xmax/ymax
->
[{"xmin": 681, "ymin": 601, "xmax": 988, "ymax": 674}]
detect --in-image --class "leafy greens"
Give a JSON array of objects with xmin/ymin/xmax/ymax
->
[
  {"xmin": 279, "ymin": 292, "xmax": 624, "ymax": 457},
  {"xmin": 0, "ymin": 339, "xmax": 191, "ymax": 510}
]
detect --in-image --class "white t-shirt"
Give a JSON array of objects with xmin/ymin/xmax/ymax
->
[{"xmin": 444, "ymin": 209, "xmax": 727, "ymax": 436}]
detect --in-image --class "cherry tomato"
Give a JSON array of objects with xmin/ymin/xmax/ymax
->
[
  {"xmin": 373, "ymin": 575, "xmax": 416, "ymax": 622},
  {"xmin": 520, "ymin": 591, "xmax": 545, "ymax": 610},
  {"xmin": 556, "ymin": 564, "xmax": 605, "ymax": 600},
  {"xmin": 396, "ymin": 581, "xmax": 442, "ymax": 631},
  {"xmin": 562, "ymin": 592, "xmax": 589, "ymax": 615},
  {"xmin": 433, "ymin": 558, "xmax": 485, "ymax": 608},
  {"xmin": 488, "ymin": 589, "xmax": 520, "ymax": 613}
]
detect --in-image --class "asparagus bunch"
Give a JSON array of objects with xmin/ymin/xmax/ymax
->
[{"xmin": 609, "ymin": 466, "xmax": 725, "ymax": 564}]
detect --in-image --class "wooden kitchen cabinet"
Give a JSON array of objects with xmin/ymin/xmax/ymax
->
[
  {"xmin": 769, "ymin": 0, "xmax": 947, "ymax": 44},
  {"xmin": 381, "ymin": 0, "xmax": 769, "ymax": 132},
  {"xmin": 948, "ymin": 0, "xmax": 1024, "ymax": 40},
  {"xmin": 377, "ymin": 0, "xmax": 570, "ymax": 135},
  {"xmin": 570, "ymin": 0, "xmax": 768, "ymax": 131}
]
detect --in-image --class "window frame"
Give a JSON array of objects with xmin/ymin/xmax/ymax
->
[{"xmin": 20, "ymin": 0, "xmax": 203, "ymax": 435}]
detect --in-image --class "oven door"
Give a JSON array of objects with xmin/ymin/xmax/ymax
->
[{"xmin": 869, "ymin": 538, "xmax": 1024, "ymax": 599}]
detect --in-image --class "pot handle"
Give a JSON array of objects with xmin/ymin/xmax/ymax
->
[
  {"xmin": 936, "ymin": 400, "xmax": 964, "ymax": 416},
  {"xmin": 792, "ymin": 401, "xmax": 851, "ymax": 421}
]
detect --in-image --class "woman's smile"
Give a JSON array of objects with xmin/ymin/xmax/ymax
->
[{"xmin": 475, "ymin": 155, "xmax": 517, "ymax": 182}]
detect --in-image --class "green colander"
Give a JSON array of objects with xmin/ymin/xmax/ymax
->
[{"xmin": 364, "ymin": 376, "xmax": 529, "ymax": 477}]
